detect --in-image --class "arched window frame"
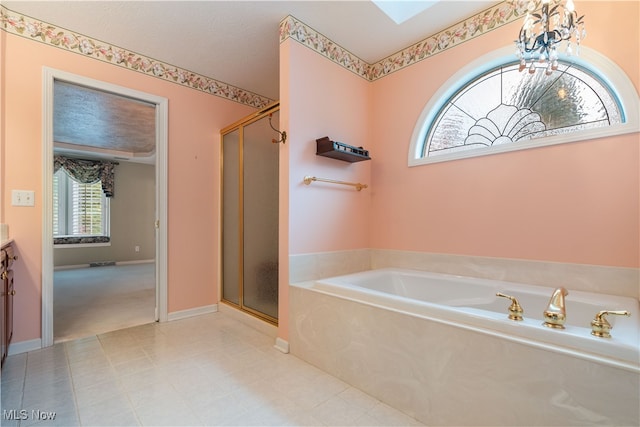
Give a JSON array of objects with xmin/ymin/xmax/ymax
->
[{"xmin": 408, "ymin": 45, "xmax": 640, "ymax": 166}]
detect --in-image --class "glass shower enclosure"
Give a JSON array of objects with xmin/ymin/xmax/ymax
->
[{"xmin": 220, "ymin": 103, "xmax": 280, "ymax": 324}]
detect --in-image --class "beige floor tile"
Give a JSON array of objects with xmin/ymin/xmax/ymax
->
[
  {"xmin": 21, "ymin": 378, "xmax": 75, "ymax": 409},
  {"xmin": 70, "ymin": 365, "xmax": 119, "ymax": 390},
  {"xmin": 104, "ymin": 346, "xmax": 148, "ymax": 365},
  {"xmin": 367, "ymin": 401, "xmax": 425, "ymax": 426},
  {"xmin": 116, "ymin": 367, "xmax": 165, "ymax": 393},
  {"xmin": 3, "ymin": 311, "xmax": 424, "ymax": 427},
  {"xmin": 126, "ymin": 381, "xmax": 185, "ymax": 410},
  {"xmin": 1, "ymin": 378, "xmax": 25, "ymax": 409},
  {"xmin": 77, "ymin": 394, "xmax": 139, "ymax": 427},
  {"xmin": 191, "ymin": 392, "xmax": 249, "ymax": 426},
  {"xmin": 111, "ymin": 355, "xmax": 155, "ymax": 377},
  {"xmin": 22, "ymin": 407, "xmax": 80, "ymax": 427},
  {"xmin": 338, "ymin": 386, "xmax": 381, "ymax": 411},
  {"xmin": 134, "ymin": 398, "xmax": 201, "ymax": 426},
  {"xmin": 310, "ymin": 395, "xmax": 368, "ymax": 426},
  {"xmin": 74, "ymin": 377, "xmax": 124, "ymax": 409}
]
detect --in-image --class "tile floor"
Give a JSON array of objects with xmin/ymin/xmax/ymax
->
[{"xmin": 1, "ymin": 312, "xmax": 424, "ymax": 426}]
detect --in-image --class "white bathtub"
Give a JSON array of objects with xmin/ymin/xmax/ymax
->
[
  {"xmin": 290, "ymin": 268, "xmax": 640, "ymax": 426},
  {"xmin": 312, "ymin": 268, "xmax": 639, "ymax": 370}
]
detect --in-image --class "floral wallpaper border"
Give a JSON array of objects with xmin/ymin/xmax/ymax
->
[
  {"xmin": 280, "ymin": 1, "xmax": 527, "ymax": 81},
  {"xmin": 279, "ymin": 15, "xmax": 371, "ymax": 80},
  {"xmin": 0, "ymin": 5, "xmax": 274, "ymax": 109},
  {"xmin": 2, "ymin": 2, "xmax": 527, "ymax": 106}
]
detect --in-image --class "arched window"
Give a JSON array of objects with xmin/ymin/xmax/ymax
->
[{"xmin": 409, "ymin": 46, "xmax": 639, "ymax": 166}]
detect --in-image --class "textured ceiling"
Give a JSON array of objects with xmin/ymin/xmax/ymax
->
[{"xmin": 54, "ymin": 81, "xmax": 156, "ymax": 160}]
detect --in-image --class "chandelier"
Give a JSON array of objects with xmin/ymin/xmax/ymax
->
[{"xmin": 515, "ymin": 0, "xmax": 586, "ymax": 75}]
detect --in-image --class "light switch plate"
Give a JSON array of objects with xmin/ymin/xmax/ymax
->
[{"xmin": 12, "ymin": 190, "xmax": 35, "ymax": 206}]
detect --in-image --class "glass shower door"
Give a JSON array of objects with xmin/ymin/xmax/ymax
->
[
  {"xmin": 242, "ymin": 111, "xmax": 279, "ymax": 319},
  {"xmin": 221, "ymin": 106, "xmax": 279, "ymax": 323},
  {"xmin": 222, "ymin": 128, "xmax": 240, "ymax": 307}
]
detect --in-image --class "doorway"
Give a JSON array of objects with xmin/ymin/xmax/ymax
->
[
  {"xmin": 42, "ymin": 68, "xmax": 168, "ymax": 347},
  {"xmin": 221, "ymin": 103, "xmax": 280, "ymax": 324}
]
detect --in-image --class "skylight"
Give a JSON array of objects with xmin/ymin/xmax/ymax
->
[{"xmin": 372, "ymin": 0, "xmax": 438, "ymax": 24}]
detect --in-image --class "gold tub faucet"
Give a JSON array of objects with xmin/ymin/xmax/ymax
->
[
  {"xmin": 591, "ymin": 310, "xmax": 631, "ymax": 338},
  {"xmin": 496, "ymin": 292, "xmax": 524, "ymax": 321},
  {"xmin": 543, "ymin": 287, "xmax": 568, "ymax": 329}
]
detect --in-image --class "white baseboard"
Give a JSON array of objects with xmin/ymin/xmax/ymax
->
[
  {"xmin": 117, "ymin": 259, "xmax": 155, "ymax": 265},
  {"xmin": 54, "ymin": 259, "xmax": 155, "ymax": 271},
  {"xmin": 167, "ymin": 304, "xmax": 218, "ymax": 321},
  {"xmin": 274, "ymin": 337, "xmax": 290, "ymax": 354},
  {"xmin": 54, "ymin": 263, "xmax": 90, "ymax": 271},
  {"xmin": 8, "ymin": 338, "xmax": 42, "ymax": 356}
]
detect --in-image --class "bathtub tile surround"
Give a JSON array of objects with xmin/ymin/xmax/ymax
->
[
  {"xmin": 369, "ymin": 249, "xmax": 640, "ymax": 300},
  {"xmin": 289, "ymin": 249, "xmax": 639, "ymax": 425},
  {"xmin": 290, "ymin": 249, "xmax": 639, "ymax": 300},
  {"xmin": 290, "ymin": 283, "xmax": 640, "ymax": 426},
  {"xmin": 306, "ymin": 269, "xmax": 639, "ymax": 369},
  {"xmin": 289, "ymin": 249, "xmax": 371, "ymax": 283}
]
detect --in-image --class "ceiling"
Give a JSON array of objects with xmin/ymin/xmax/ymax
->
[
  {"xmin": 6, "ymin": 0, "xmax": 498, "ymax": 99},
  {"xmin": 5, "ymin": 0, "xmax": 498, "ymax": 160},
  {"xmin": 53, "ymin": 81, "xmax": 157, "ymax": 161}
]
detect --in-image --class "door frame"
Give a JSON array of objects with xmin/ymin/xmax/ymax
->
[{"xmin": 41, "ymin": 67, "xmax": 168, "ymax": 347}]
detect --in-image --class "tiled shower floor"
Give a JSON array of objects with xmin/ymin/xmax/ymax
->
[{"xmin": 1, "ymin": 312, "xmax": 423, "ymax": 426}]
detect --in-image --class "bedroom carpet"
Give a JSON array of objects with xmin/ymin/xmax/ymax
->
[{"xmin": 53, "ymin": 263, "xmax": 156, "ymax": 343}]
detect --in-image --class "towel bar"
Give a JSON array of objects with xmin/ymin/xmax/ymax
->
[{"xmin": 303, "ymin": 176, "xmax": 368, "ymax": 191}]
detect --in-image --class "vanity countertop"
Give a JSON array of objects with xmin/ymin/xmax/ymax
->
[{"xmin": 1, "ymin": 239, "xmax": 14, "ymax": 249}]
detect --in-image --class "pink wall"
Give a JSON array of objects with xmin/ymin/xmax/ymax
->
[
  {"xmin": 279, "ymin": 1, "xmax": 639, "ymax": 341},
  {"xmin": 3, "ymin": 1, "xmax": 638, "ymax": 347},
  {"xmin": 280, "ymin": 1, "xmax": 640, "ymax": 270},
  {"xmin": 279, "ymin": 39, "xmax": 372, "ymax": 340},
  {"xmin": 369, "ymin": 1, "xmax": 639, "ymax": 268},
  {"xmin": 283, "ymin": 40, "xmax": 373, "ymax": 255},
  {"xmin": 2, "ymin": 34, "xmax": 255, "ymax": 343},
  {"xmin": 278, "ymin": 41, "xmax": 291, "ymax": 339}
]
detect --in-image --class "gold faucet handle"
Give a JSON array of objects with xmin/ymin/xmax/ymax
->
[
  {"xmin": 496, "ymin": 293, "xmax": 524, "ymax": 321},
  {"xmin": 591, "ymin": 310, "xmax": 631, "ymax": 338}
]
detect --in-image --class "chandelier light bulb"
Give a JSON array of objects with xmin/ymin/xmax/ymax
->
[
  {"xmin": 557, "ymin": 88, "xmax": 567, "ymax": 99},
  {"xmin": 566, "ymin": 0, "xmax": 575, "ymax": 12}
]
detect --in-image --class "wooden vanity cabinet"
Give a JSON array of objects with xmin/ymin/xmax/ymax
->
[
  {"xmin": 0, "ymin": 250, "xmax": 4, "ymax": 367},
  {"xmin": 1, "ymin": 242, "xmax": 16, "ymax": 368}
]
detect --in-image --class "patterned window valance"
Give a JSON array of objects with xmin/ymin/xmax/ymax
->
[{"xmin": 53, "ymin": 155, "xmax": 117, "ymax": 197}]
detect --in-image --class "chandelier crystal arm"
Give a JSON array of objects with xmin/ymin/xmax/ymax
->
[{"xmin": 514, "ymin": 0, "xmax": 586, "ymax": 76}]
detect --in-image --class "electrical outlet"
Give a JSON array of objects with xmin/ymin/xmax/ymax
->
[
  {"xmin": 135, "ymin": 246, "xmax": 140, "ymax": 252},
  {"xmin": 12, "ymin": 190, "xmax": 35, "ymax": 207}
]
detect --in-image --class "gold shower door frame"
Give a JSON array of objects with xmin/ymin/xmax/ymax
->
[{"xmin": 220, "ymin": 102, "xmax": 279, "ymax": 325}]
